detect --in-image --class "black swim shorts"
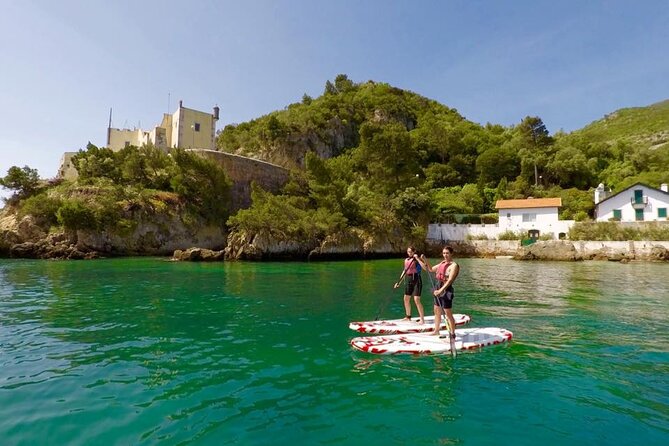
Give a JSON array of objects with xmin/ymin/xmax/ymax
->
[
  {"xmin": 433, "ymin": 286, "xmax": 454, "ymax": 309},
  {"xmin": 404, "ymin": 273, "xmax": 422, "ymax": 297}
]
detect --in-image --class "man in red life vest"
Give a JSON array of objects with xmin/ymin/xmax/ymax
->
[{"xmin": 423, "ymin": 246, "xmax": 460, "ymax": 338}]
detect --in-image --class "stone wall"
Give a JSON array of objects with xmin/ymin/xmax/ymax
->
[
  {"xmin": 436, "ymin": 239, "xmax": 669, "ymax": 261},
  {"xmin": 190, "ymin": 149, "xmax": 290, "ymax": 212}
]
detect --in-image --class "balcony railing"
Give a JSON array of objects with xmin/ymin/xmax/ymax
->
[{"xmin": 631, "ymin": 196, "xmax": 648, "ymax": 209}]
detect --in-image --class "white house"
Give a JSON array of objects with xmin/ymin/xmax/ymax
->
[
  {"xmin": 595, "ymin": 182, "xmax": 669, "ymax": 222},
  {"xmin": 495, "ymin": 197, "xmax": 573, "ymax": 239},
  {"xmin": 426, "ymin": 197, "xmax": 575, "ymax": 241}
]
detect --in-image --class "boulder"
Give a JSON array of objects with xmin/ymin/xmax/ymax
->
[
  {"xmin": 172, "ymin": 247, "xmax": 225, "ymax": 261},
  {"xmin": 514, "ymin": 241, "xmax": 582, "ymax": 261}
]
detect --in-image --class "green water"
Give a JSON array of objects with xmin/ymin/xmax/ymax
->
[{"xmin": 0, "ymin": 258, "xmax": 667, "ymax": 445}]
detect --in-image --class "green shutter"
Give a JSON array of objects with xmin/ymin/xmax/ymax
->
[
  {"xmin": 659, "ymin": 208, "xmax": 667, "ymax": 218},
  {"xmin": 613, "ymin": 209, "xmax": 622, "ymax": 220},
  {"xmin": 634, "ymin": 189, "xmax": 643, "ymax": 204},
  {"xmin": 635, "ymin": 209, "xmax": 644, "ymax": 221}
]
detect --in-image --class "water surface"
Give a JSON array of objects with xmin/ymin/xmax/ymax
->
[{"xmin": 1, "ymin": 258, "xmax": 667, "ymax": 445}]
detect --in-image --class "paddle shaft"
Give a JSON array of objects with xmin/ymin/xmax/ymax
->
[{"xmin": 375, "ymin": 256, "xmax": 418, "ymax": 321}]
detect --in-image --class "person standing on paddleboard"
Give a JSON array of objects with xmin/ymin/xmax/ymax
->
[
  {"xmin": 426, "ymin": 246, "xmax": 460, "ymax": 338},
  {"xmin": 393, "ymin": 246, "xmax": 425, "ymax": 324}
]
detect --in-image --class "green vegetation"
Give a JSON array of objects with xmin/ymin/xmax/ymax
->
[
  {"xmin": 0, "ymin": 166, "xmax": 41, "ymax": 200},
  {"xmin": 3, "ymin": 144, "xmax": 231, "ymax": 234},
  {"xmin": 2, "ymin": 76, "xmax": 668, "ymax": 250},
  {"xmin": 219, "ymin": 75, "xmax": 668, "ymax": 244},
  {"xmin": 569, "ymin": 222, "xmax": 669, "ymax": 241}
]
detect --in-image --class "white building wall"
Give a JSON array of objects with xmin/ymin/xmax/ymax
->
[
  {"xmin": 427, "ymin": 220, "xmax": 575, "ymax": 241},
  {"xmin": 108, "ymin": 128, "xmax": 146, "ymax": 151},
  {"xmin": 58, "ymin": 152, "xmax": 79, "ymax": 180},
  {"xmin": 597, "ymin": 185, "xmax": 669, "ymax": 222}
]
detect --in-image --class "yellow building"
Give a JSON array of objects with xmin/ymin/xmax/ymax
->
[
  {"xmin": 59, "ymin": 101, "xmax": 220, "ymax": 180},
  {"xmin": 107, "ymin": 100, "xmax": 219, "ymax": 151}
]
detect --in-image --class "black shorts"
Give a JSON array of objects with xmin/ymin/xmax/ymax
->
[
  {"xmin": 404, "ymin": 273, "xmax": 422, "ymax": 297},
  {"xmin": 434, "ymin": 285, "xmax": 454, "ymax": 309}
]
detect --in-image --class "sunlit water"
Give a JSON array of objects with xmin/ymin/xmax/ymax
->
[{"xmin": 1, "ymin": 258, "xmax": 667, "ymax": 445}]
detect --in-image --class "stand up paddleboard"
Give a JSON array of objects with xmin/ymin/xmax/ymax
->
[
  {"xmin": 350, "ymin": 327, "xmax": 513, "ymax": 355},
  {"xmin": 349, "ymin": 314, "xmax": 471, "ymax": 334}
]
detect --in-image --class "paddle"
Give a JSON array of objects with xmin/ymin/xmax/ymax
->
[
  {"xmin": 375, "ymin": 256, "xmax": 417, "ymax": 321},
  {"xmin": 421, "ymin": 254, "xmax": 457, "ymax": 358}
]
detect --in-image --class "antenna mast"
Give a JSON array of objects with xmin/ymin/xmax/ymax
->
[{"xmin": 106, "ymin": 108, "xmax": 112, "ymax": 146}]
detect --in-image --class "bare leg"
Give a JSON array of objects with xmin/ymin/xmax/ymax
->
[
  {"xmin": 403, "ymin": 295, "xmax": 411, "ymax": 320},
  {"xmin": 430, "ymin": 305, "xmax": 442, "ymax": 335},
  {"xmin": 445, "ymin": 308, "xmax": 456, "ymax": 337},
  {"xmin": 413, "ymin": 296, "xmax": 425, "ymax": 324}
]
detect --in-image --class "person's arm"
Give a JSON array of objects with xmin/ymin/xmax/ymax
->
[
  {"xmin": 393, "ymin": 258, "xmax": 415, "ymax": 288},
  {"xmin": 415, "ymin": 254, "xmax": 430, "ymax": 271}
]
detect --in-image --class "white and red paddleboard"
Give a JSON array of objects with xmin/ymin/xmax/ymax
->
[
  {"xmin": 349, "ymin": 314, "xmax": 471, "ymax": 334},
  {"xmin": 350, "ymin": 327, "xmax": 513, "ymax": 355}
]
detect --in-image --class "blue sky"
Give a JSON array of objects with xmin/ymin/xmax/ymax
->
[{"xmin": 1, "ymin": 0, "xmax": 668, "ymax": 189}]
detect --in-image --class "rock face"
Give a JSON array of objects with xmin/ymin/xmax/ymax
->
[
  {"xmin": 514, "ymin": 241, "xmax": 582, "ymax": 261},
  {"xmin": 0, "ymin": 205, "xmax": 227, "ymax": 259},
  {"xmin": 172, "ymin": 247, "xmax": 225, "ymax": 261},
  {"xmin": 224, "ymin": 227, "xmax": 405, "ymax": 260}
]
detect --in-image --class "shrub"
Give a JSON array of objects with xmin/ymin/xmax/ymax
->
[
  {"xmin": 19, "ymin": 192, "xmax": 63, "ymax": 227},
  {"xmin": 57, "ymin": 200, "xmax": 97, "ymax": 230},
  {"xmin": 498, "ymin": 230, "xmax": 521, "ymax": 240}
]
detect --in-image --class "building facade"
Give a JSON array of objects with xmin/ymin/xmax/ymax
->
[
  {"xmin": 595, "ymin": 182, "xmax": 669, "ymax": 222},
  {"xmin": 59, "ymin": 101, "xmax": 220, "ymax": 180},
  {"xmin": 106, "ymin": 101, "xmax": 219, "ymax": 152},
  {"xmin": 427, "ymin": 197, "xmax": 575, "ymax": 242},
  {"xmin": 495, "ymin": 198, "xmax": 573, "ymax": 239}
]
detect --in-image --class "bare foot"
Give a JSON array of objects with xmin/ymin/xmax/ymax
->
[
  {"xmin": 429, "ymin": 330, "xmax": 440, "ymax": 336},
  {"xmin": 418, "ymin": 319, "xmax": 425, "ymax": 325},
  {"xmin": 402, "ymin": 317, "xmax": 411, "ymax": 321}
]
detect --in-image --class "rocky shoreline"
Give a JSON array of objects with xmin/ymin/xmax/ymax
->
[{"xmin": 2, "ymin": 209, "xmax": 669, "ymax": 262}]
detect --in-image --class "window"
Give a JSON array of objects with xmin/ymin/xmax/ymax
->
[
  {"xmin": 659, "ymin": 208, "xmax": 667, "ymax": 218},
  {"xmin": 635, "ymin": 209, "xmax": 644, "ymax": 221},
  {"xmin": 194, "ymin": 123, "xmax": 200, "ymax": 132},
  {"xmin": 634, "ymin": 189, "xmax": 643, "ymax": 204},
  {"xmin": 522, "ymin": 213, "xmax": 536, "ymax": 222},
  {"xmin": 506, "ymin": 213, "xmax": 511, "ymax": 218},
  {"xmin": 613, "ymin": 209, "xmax": 622, "ymax": 220}
]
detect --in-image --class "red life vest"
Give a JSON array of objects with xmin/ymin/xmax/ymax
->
[
  {"xmin": 404, "ymin": 258, "xmax": 419, "ymax": 275},
  {"xmin": 436, "ymin": 261, "xmax": 451, "ymax": 282}
]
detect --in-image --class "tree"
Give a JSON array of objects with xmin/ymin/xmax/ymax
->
[
  {"xmin": 516, "ymin": 116, "xmax": 554, "ymax": 186},
  {"xmin": 324, "ymin": 80, "xmax": 337, "ymax": 95},
  {"xmin": 0, "ymin": 165, "xmax": 40, "ymax": 198},
  {"xmin": 475, "ymin": 145, "xmax": 519, "ymax": 187},
  {"xmin": 334, "ymin": 74, "xmax": 355, "ymax": 93},
  {"xmin": 355, "ymin": 122, "xmax": 419, "ymax": 194}
]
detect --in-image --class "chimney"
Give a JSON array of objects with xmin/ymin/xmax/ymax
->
[
  {"xmin": 594, "ymin": 183, "xmax": 609, "ymax": 204},
  {"xmin": 213, "ymin": 106, "xmax": 220, "ymax": 121},
  {"xmin": 179, "ymin": 100, "xmax": 183, "ymax": 108},
  {"xmin": 661, "ymin": 183, "xmax": 668, "ymax": 193}
]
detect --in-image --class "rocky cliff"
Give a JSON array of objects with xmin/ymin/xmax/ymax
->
[{"xmin": 0, "ymin": 204, "xmax": 227, "ymax": 259}]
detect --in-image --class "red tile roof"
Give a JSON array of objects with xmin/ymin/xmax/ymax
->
[{"xmin": 495, "ymin": 198, "xmax": 562, "ymax": 209}]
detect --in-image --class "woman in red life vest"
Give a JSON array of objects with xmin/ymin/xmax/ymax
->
[
  {"xmin": 428, "ymin": 246, "xmax": 460, "ymax": 338},
  {"xmin": 393, "ymin": 246, "xmax": 425, "ymax": 324}
]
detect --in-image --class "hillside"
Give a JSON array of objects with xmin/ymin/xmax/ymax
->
[{"xmin": 567, "ymin": 99, "xmax": 669, "ymax": 150}]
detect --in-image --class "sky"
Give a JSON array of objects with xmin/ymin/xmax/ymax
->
[{"xmin": 1, "ymin": 0, "xmax": 668, "ymax": 191}]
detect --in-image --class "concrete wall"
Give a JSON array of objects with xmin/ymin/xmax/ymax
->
[
  {"xmin": 428, "ymin": 219, "xmax": 575, "ymax": 241},
  {"xmin": 190, "ymin": 149, "xmax": 290, "ymax": 211}
]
